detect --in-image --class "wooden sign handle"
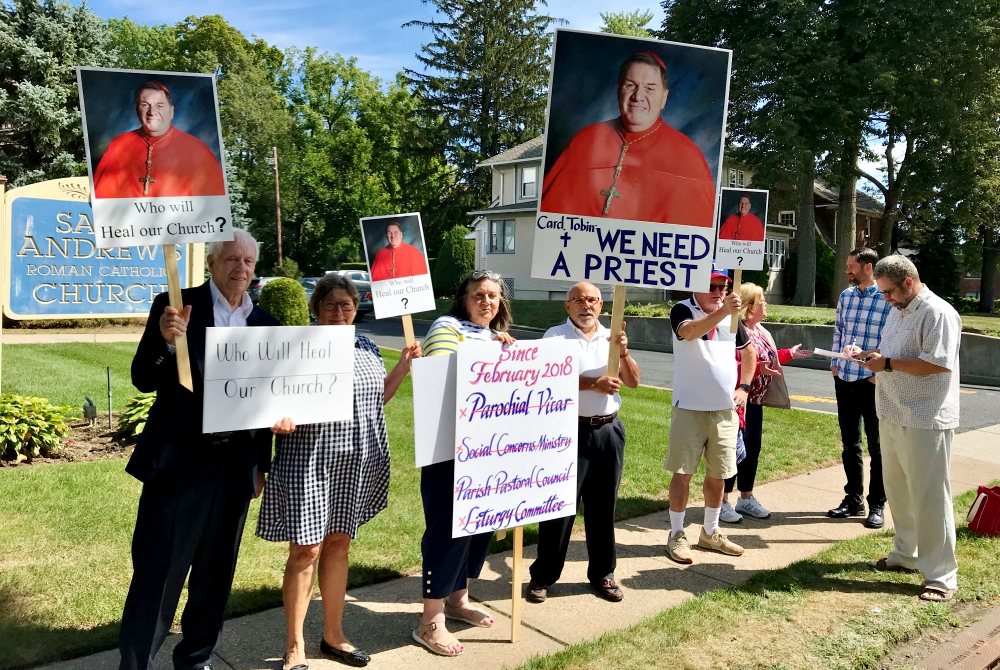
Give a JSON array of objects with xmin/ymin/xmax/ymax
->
[
  {"xmin": 606, "ymin": 285, "xmax": 627, "ymax": 377},
  {"xmin": 401, "ymin": 314, "xmax": 415, "ymax": 348},
  {"xmin": 163, "ymin": 244, "xmax": 194, "ymax": 392},
  {"xmin": 511, "ymin": 525, "xmax": 523, "ymax": 643},
  {"xmin": 730, "ymin": 269, "xmax": 743, "ymax": 333}
]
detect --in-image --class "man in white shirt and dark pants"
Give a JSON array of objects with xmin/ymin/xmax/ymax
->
[
  {"xmin": 527, "ymin": 282, "xmax": 640, "ymax": 604},
  {"xmin": 857, "ymin": 255, "xmax": 962, "ymax": 602}
]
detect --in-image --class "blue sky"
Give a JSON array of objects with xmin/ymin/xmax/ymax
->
[{"xmin": 87, "ymin": 0, "xmax": 665, "ymax": 83}]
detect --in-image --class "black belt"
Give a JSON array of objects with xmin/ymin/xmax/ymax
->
[{"xmin": 579, "ymin": 411, "xmax": 618, "ymax": 426}]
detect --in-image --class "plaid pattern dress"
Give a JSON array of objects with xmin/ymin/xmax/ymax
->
[{"xmin": 256, "ymin": 335, "xmax": 390, "ymax": 544}]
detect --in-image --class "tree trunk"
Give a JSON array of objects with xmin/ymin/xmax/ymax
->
[
  {"xmin": 793, "ymin": 154, "xmax": 817, "ymax": 306},
  {"xmin": 980, "ymin": 225, "xmax": 999, "ymax": 313},
  {"xmin": 831, "ymin": 138, "xmax": 859, "ymax": 304}
]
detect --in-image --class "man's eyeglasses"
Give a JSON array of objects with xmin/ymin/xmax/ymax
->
[
  {"xmin": 879, "ymin": 284, "xmax": 899, "ymax": 298},
  {"xmin": 319, "ymin": 300, "xmax": 356, "ymax": 313},
  {"xmin": 708, "ymin": 283, "xmax": 729, "ymax": 293},
  {"xmin": 570, "ymin": 297, "xmax": 601, "ymax": 306}
]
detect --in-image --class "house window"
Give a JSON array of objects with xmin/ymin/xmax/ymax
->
[
  {"xmin": 521, "ymin": 167, "xmax": 537, "ymax": 198},
  {"xmin": 490, "ymin": 219, "xmax": 515, "ymax": 253},
  {"xmin": 765, "ymin": 237, "xmax": 787, "ymax": 270},
  {"xmin": 728, "ymin": 169, "xmax": 745, "ymax": 187},
  {"xmin": 778, "ymin": 211, "xmax": 795, "ymax": 227}
]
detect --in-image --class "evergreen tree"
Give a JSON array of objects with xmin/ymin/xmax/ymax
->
[
  {"xmin": 405, "ymin": 0, "xmax": 555, "ymax": 206},
  {"xmin": 0, "ymin": 0, "xmax": 113, "ymax": 185}
]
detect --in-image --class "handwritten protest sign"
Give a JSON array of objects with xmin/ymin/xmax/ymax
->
[
  {"xmin": 202, "ymin": 325, "xmax": 354, "ymax": 433},
  {"xmin": 452, "ymin": 339, "xmax": 579, "ymax": 539}
]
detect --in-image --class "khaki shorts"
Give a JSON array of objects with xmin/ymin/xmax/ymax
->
[{"xmin": 665, "ymin": 406, "xmax": 738, "ymax": 480}]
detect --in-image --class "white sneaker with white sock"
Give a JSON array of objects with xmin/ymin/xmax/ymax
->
[
  {"xmin": 720, "ymin": 499, "xmax": 743, "ymax": 523},
  {"xmin": 735, "ymin": 495, "xmax": 771, "ymax": 519}
]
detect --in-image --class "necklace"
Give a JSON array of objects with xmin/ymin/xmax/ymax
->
[
  {"xmin": 139, "ymin": 128, "xmax": 174, "ymax": 195},
  {"xmin": 600, "ymin": 120, "xmax": 662, "ymax": 215}
]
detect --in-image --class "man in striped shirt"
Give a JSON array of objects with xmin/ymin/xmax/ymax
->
[{"xmin": 829, "ymin": 247, "xmax": 892, "ymax": 528}]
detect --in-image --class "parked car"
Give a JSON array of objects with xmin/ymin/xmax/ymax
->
[
  {"xmin": 248, "ymin": 276, "xmax": 280, "ymax": 304},
  {"xmin": 354, "ymin": 280, "xmax": 373, "ymax": 320},
  {"xmin": 298, "ymin": 277, "xmax": 321, "ymax": 303},
  {"xmin": 327, "ymin": 269, "xmax": 371, "ymax": 283}
]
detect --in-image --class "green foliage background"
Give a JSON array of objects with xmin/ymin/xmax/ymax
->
[
  {"xmin": 432, "ymin": 225, "xmax": 476, "ymax": 297},
  {"xmin": 258, "ymin": 277, "xmax": 309, "ymax": 325}
]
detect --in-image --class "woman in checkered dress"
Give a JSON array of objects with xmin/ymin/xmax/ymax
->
[{"xmin": 257, "ymin": 273, "xmax": 420, "ymax": 670}]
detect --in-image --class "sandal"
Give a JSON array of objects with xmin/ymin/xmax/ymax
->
[
  {"xmin": 869, "ymin": 557, "xmax": 918, "ymax": 573},
  {"xmin": 444, "ymin": 601, "xmax": 495, "ymax": 628},
  {"xmin": 920, "ymin": 585, "xmax": 956, "ymax": 602},
  {"xmin": 412, "ymin": 621, "xmax": 463, "ymax": 657}
]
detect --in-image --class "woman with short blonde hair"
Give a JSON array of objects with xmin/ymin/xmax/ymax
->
[{"xmin": 721, "ymin": 282, "xmax": 813, "ymax": 524}]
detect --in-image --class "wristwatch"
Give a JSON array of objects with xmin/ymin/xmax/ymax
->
[
  {"xmin": 884, "ymin": 358, "xmax": 892, "ymax": 372},
  {"xmin": 739, "ymin": 383, "xmax": 752, "ymax": 392}
]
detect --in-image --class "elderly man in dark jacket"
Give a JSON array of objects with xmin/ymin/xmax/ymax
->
[{"xmin": 119, "ymin": 230, "xmax": 278, "ymax": 670}]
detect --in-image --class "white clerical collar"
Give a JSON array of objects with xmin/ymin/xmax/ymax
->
[{"xmin": 209, "ymin": 279, "xmax": 253, "ymax": 320}]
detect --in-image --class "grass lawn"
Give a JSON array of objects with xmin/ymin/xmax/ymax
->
[
  {"xmin": 2, "ymin": 343, "xmax": 140, "ymax": 414},
  {"xmin": 0, "ymin": 346, "xmax": 842, "ymax": 669},
  {"xmin": 515, "ymin": 485, "xmax": 1000, "ymax": 670}
]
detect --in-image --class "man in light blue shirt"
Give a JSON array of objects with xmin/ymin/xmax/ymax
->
[{"xmin": 828, "ymin": 247, "xmax": 892, "ymax": 528}]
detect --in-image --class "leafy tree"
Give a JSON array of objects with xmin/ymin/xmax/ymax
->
[
  {"xmin": 105, "ymin": 18, "xmax": 177, "ymax": 70},
  {"xmin": 913, "ymin": 218, "xmax": 962, "ymax": 303},
  {"xmin": 784, "ymin": 238, "xmax": 836, "ymax": 305},
  {"xmin": 600, "ymin": 9, "xmax": 655, "ymax": 36},
  {"xmin": 0, "ymin": 0, "xmax": 113, "ymax": 185},
  {"xmin": 432, "ymin": 225, "xmax": 475, "ymax": 296},
  {"xmin": 405, "ymin": 0, "xmax": 555, "ymax": 206}
]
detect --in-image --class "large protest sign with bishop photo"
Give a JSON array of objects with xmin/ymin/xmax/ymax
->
[
  {"xmin": 77, "ymin": 67, "xmax": 234, "ymax": 248},
  {"xmin": 532, "ymin": 30, "xmax": 731, "ymax": 292}
]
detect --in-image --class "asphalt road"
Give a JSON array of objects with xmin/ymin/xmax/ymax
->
[{"xmin": 356, "ymin": 315, "xmax": 1000, "ymax": 434}]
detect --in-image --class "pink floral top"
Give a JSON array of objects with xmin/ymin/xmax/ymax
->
[{"xmin": 735, "ymin": 324, "xmax": 794, "ymax": 426}]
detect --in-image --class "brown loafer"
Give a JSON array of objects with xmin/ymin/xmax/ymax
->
[
  {"xmin": 526, "ymin": 581, "xmax": 548, "ymax": 603},
  {"xmin": 591, "ymin": 578, "xmax": 624, "ymax": 602}
]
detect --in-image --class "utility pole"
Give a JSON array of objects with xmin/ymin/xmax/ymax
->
[{"xmin": 266, "ymin": 146, "xmax": 283, "ymax": 270}]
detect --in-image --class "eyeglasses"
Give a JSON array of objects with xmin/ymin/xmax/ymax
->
[
  {"xmin": 470, "ymin": 270, "xmax": 501, "ymax": 281},
  {"xmin": 570, "ymin": 296, "xmax": 601, "ymax": 306},
  {"xmin": 879, "ymin": 284, "xmax": 900, "ymax": 298},
  {"xmin": 708, "ymin": 283, "xmax": 729, "ymax": 293},
  {"xmin": 319, "ymin": 300, "xmax": 356, "ymax": 313}
]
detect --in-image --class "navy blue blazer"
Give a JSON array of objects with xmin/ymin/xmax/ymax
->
[{"xmin": 127, "ymin": 282, "xmax": 279, "ymax": 491}]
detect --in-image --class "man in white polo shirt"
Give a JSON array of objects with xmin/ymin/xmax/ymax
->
[
  {"xmin": 665, "ymin": 267, "xmax": 757, "ymax": 563},
  {"xmin": 857, "ymin": 254, "xmax": 962, "ymax": 602},
  {"xmin": 527, "ymin": 282, "xmax": 640, "ymax": 604}
]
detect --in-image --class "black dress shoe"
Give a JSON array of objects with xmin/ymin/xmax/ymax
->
[
  {"xmin": 526, "ymin": 581, "xmax": 548, "ymax": 603},
  {"xmin": 865, "ymin": 505, "xmax": 885, "ymax": 529},
  {"xmin": 828, "ymin": 496, "xmax": 865, "ymax": 519},
  {"xmin": 282, "ymin": 654, "xmax": 308, "ymax": 670},
  {"xmin": 319, "ymin": 638, "xmax": 370, "ymax": 667},
  {"xmin": 591, "ymin": 578, "xmax": 624, "ymax": 602}
]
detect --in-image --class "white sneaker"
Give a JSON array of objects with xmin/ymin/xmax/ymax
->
[
  {"xmin": 720, "ymin": 499, "xmax": 743, "ymax": 523},
  {"xmin": 735, "ymin": 495, "xmax": 771, "ymax": 519}
]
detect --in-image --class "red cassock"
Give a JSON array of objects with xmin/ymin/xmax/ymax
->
[
  {"xmin": 541, "ymin": 117, "xmax": 716, "ymax": 227},
  {"xmin": 719, "ymin": 213, "xmax": 765, "ymax": 241},
  {"xmin": 370, "ymin": 242, "xmax": 428, "ymax": 281},
  {"xmin": 93, "ymin": 127, "xmax": 226, "ymax": 199}
]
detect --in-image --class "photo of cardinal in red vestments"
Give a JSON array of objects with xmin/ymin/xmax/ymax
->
[
  {"xmin": 93, "ymin": 81, "xmax": 226, "ymax": 199},
  {"xmin": 718, "ymin": 195, "xmax": 765, "ymax": 241},
  {"xmin": 369, "ymin": 221, "xmax": 429, "ymax": 281},
  {"xmin": 541, "ymin": 51, "xmax": 716, "ymax": 227}
]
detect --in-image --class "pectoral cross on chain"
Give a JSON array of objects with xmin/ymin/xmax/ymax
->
[
  {"xmin": 600, "ymin": 144, "xmax": 629, "ymax": 215},
  {"xmin": 139, "ymin": 143, "xmax": 156, "ymax": 195}
]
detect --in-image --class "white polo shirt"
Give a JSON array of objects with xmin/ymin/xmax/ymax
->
[{"xmin": 544, "ymin": 318, "xmax": 621, "ymax": 417}]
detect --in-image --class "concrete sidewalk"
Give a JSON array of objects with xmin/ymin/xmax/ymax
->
[
  {"xmin": 40, "ymin": 425, "xmax": 1000, "ymax": 670},
  {"xmin": 2, "ymin": 332, "xmax": 142, "ymax": 344}
]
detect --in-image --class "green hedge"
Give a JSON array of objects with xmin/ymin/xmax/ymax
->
[
  {"xmin": 433, "ymin": 226, "xmax": 475, "ymax": 297},
  {"xmin": 259, "ymin": 278, "xmax": 309, "ymax": 326}
]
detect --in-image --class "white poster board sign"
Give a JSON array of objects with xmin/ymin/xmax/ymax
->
[
  {"xmin": 77, "ymin": 67, "xmax": 235, "ymax": 248},
  {"xmin": 412, "ymin": 353, "xmax": 457, "ymax": 468},
  {"xmin": 452, "ymin": 339, "xmax": 579, "ymax": 539},
  {"xmin": 715, "ymin": 187, "xmax": 769, "ymax": 270},
  {"xmin": 202, "ymin": 325, "xmax": 355, "ymax": 433},
  {"xmin": 531, "ymin": 30, "xmax": 732, "ymax": 291},
  {"xmin": 359, "ymin": 212, "xmax": 435, "ymax": 318}
]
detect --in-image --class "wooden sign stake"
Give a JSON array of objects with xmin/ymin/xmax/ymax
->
[
  {"xmin": 511, "ymin": 525, "xmax": 524, "ymax": 643},
  {"xmin": 606, "ymin": 284, "xmax": 627, "ymax": 377},
  {"xmin": 163, "ymin": 244, "xmax": 194, "ymax": 391},
  {"xmin": 730, "ymin": 269, "xmax": 743, "ymax": 333},
  {"xmin": 401, "ymin": 314, "xmax": 416, "ymax": 348}
]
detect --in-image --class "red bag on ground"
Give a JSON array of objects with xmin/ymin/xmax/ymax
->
[{"xmin": 967, "ymin": 486, "xmax": 1000, "ymax": 537}]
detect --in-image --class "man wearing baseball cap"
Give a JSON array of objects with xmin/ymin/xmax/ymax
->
[{"xmin": 664, "ymin": 266, "xmax": 757, "ymax": 563}]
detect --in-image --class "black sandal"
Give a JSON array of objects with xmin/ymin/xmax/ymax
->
[
  {"xmin": 320, "ymin": 637, "xmax": 371, "ymax": 667},
  {"xmin": 283, "ymin": 653, "xmax": 309, "ymax": 670}
]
